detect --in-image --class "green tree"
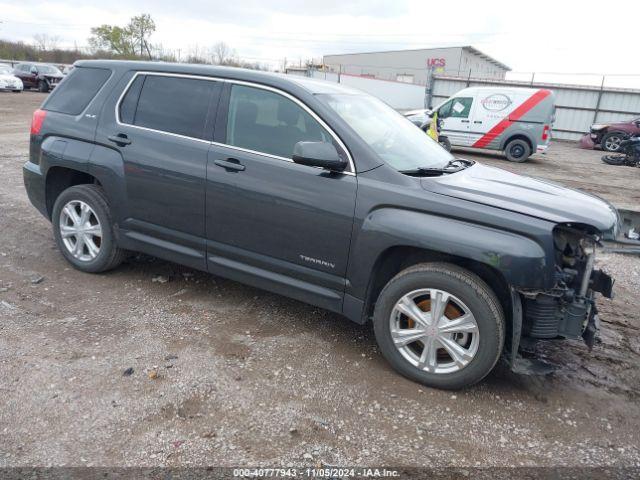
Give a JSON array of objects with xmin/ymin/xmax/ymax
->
[{"xmin": 89, "ymin": 14, "xmax": 155, "ymax": 58}]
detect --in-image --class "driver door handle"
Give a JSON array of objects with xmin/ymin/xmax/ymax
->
[{"xmin": 461, "ymin": 119, "xmax": 470, "ymax": 123}]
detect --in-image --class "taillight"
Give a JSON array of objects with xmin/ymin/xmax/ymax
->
[
  {"xmin": 542, "ymin": 124, "xmax": 550, "ymax": 141},
  {"xmin": 30, "ymin": 109, "xmax": 47, "ymax": 135}
]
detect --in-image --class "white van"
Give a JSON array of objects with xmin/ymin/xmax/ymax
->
[{"xmin": 406, "ymin": 86, "xmax": 556, "ymax": 162}]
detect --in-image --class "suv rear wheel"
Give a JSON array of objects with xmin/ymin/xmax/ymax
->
[
  {"xmin": 38, "ymin": 80, "xmax": 49, "ymax": 93},
  {"xmin": 373, "ymin": 263, "xmax": 505, "ymax": 390},
  {"xmin": 52, "ymin": 185, "xmax": 126, "ymax": 273}
]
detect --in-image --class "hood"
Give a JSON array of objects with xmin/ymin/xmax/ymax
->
[
  {"xmin": 0, "ymin": 74, "xmax": 20, "ymax": 82},
  {"xmin": 422, "ymin": 163, "xmax": 620, "ymax": 239}
]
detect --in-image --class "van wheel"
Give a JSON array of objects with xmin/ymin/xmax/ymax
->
[
  {"xmin": 38, "ymin": 80, "xmax": 49, "ymax": 93},
  {"xmin": 504, "ymin": 139, "xmax": 531, "ymax": 162},
  {"xmin": 373, "ymin": 263, "xmax": 505, "ymax": 390},
  {"xmin": 52, "ymin": 185, "xmax": 126, "ymax": 273}
]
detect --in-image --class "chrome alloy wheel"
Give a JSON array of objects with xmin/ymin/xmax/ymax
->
[
  {"xmin": 390, "ymin": 289, "xmax": 480, "ymax": 374},
  {"xmin": 59, "ymin": 200, "xmax": 102, "ymax": 262},
  {"xmin": 604, "ymin": 135, "xmax": 623, "ymax": 151}
]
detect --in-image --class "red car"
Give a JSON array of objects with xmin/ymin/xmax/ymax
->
[
  {"xmin": 586, "ymin": 117, "xmax": 640, "ymax": 151},
  {"xmin": 13, "ymin": 62, "xmax": 63, "ymax": 93}
]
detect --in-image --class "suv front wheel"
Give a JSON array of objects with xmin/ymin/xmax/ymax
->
[
  {"xmin": 52, "ymin": 185, "xmax": 126, "ymax": 273},
  {"xmin": 373, "ymin": 263, "xmax": 505, "ymax": 390}
]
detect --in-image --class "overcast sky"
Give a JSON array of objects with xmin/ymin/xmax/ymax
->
[{"xmin": 1, "ymin": 0, "xmax": 638, "ymax": 86}]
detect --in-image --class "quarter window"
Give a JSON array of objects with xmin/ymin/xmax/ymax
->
[
  {"xmin": 120, "ymin": 75, "xmax": 220, "ymax": 140},
  {"xmin": 226, "ymin": 84, "xmax": 331, "ymax": 159},
  {"xmin": 44, "ymin": 67, "xmax": 111, "ymax": 115}
]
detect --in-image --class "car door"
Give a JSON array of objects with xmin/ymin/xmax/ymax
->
[
  {"xmin": 206, "ymin": 82, "xmax": 357, "ymax": 311},
  {"xmin": 96, "ymin": 72, "xmax": 221, "ymax": 270},
  {"xmin": 438, "ymin": 96, "xmax": 474, "ymax": 146},
  {"xmin": 15, "ymin": 64, "xmax": 33, "ymax": 88}
]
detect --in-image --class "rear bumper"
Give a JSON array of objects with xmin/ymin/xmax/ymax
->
[
  {"xmin": 23, "ymin": 161, "xmax": 48, "ymax": 219},
  {"xmin": 536, "ymin": 143, "xmax": 550, "ymax": 154}
]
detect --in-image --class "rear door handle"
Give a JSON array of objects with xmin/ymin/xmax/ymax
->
[
  {"xmin": 474, "ymin": 120, "xmax": 483, "ymax": 124},
  {"xmin": 214, "ymin": 158, "xmax": 245, "ymax": 172},
  {"xmin": 107, "ymin": 134, "xmax": 132, "ymax": 146},
  {"xmin": 461, "ymin": 119, "xmax": 470, "ymax": 123}
]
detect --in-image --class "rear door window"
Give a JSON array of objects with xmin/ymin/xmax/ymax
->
[
  {"xmin": 123, "ymin": 75, "xmax": 220, "ymax": 140},
  {"xmin": 44, "ymin": 67, "xmax": 111, "ymax": 115}
]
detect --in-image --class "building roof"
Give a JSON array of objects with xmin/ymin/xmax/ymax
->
[{"xmin": 323, "ymin": 45, "xmax": 510, "ymax": 71}]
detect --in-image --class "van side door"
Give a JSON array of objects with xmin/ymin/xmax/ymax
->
[{"xmin": 205, "ymin": 82, "xmax": 357, "ymax": 312}]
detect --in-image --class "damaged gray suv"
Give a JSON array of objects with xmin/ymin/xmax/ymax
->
[{"xmin": 23, "ymin": 61, "xmax": 618, "ymax": 389}]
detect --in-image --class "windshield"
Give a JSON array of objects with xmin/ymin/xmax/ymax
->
[
  {"xmin": 0, "ymin": 65, "xmax": 12, "ymax": 75},
  {"xmin": 37, "ymin": 65, "xmax": 62, "ymax": 75},
  {"xmin": 317, "ymin": 93, "xmax": 454, "ymax": 171}
]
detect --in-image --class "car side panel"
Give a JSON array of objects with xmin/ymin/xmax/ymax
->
[{"xmin": 344, "ymin": 167, "xmax": 556, "ymax": 315}]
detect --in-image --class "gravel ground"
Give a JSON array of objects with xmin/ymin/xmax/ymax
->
[{"xmin": 0, "ymin": 92, "xmax": 639, "ymax": 468}]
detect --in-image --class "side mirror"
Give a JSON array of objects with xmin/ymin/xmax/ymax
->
[
  {"xmin": 426, "ymin": 109, "xmax": 434, "ymax": 118},
  {"xmin": 292, "ymin": 142, "xmax": 347, "ymax": 172}
]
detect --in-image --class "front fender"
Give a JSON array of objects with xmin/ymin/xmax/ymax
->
[{"xmin": 347, "ymin": 207, "xmax": 552, "ymax": 301}]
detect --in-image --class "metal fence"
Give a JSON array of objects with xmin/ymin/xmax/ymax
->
[{"xmin": 307, "ymin": 69, "xmax": 640, "ymax": 141}]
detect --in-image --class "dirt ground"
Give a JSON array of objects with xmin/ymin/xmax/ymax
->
[{"xmin": 1, "ymin": 92, "xmax": 639, "ymax": 468}]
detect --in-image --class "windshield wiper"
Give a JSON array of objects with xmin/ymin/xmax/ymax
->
[{"xmin": 400, "ymin": 158, "xmax": 474, "ymax": 176}]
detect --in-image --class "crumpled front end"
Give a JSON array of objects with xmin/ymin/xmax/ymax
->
[
  {"xmin": 519, "ymin": 225, "xmax": 614, "ymax": 352},
  {"xmin": 508, "ymin": 224, "xmax": 617, "ymax": 374}
]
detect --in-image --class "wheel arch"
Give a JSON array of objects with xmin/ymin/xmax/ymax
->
[
  {"xmin": 45, "ymin": 166, "xmax": 101, "ymax": 219},
  {"xmin": 501, "ymin": 133, "xmax": 534, "ymax": 152},
  {"xmin": 361, "ymin": 245, "xmax": 512, "ymax": 329}
]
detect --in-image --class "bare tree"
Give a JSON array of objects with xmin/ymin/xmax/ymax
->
[
  {"xmin": 210, "ymin": 42, "xmax": 235, "ymax": 65},
  {"xmin": 33, "ymin": 34, "xmax": 61, "ymax": 51}
]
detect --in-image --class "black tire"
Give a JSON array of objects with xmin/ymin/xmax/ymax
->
[
  {"xmin": 38, "ymin": 80, "xmax": 49, "ymax": 93},
  {"xmin": 439, "ymin": 136, "xmax": 452, "ymax": 152},
  {"xmin": 373, "ymin": 262, "xmax": 505, "ymax": 390},
  {"xmin": 601, "ymin": 131, "xmax": 627, "ymax": 152},
  {"xmin": 52, "ymin": 184, "xmax": 126, "ymax": 273},
  {"xmin": 504, "ymin": 138, "xmax": 532, "ymax": 162},
  {"xmin": 601, "ymin": 154, "xmax": 628, "ymax": 166},
  {"xmin": 13, "ymin": 90, "xmax": 22, "ymax": 93}
]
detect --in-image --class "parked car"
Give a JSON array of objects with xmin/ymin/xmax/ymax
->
[
  {"xmin": 0, "ymin": 64, "xmax": 23, "ymax": 92},
  {"xmin": 23, "ymin": 61, "xmax": 617, "ymax": 389},
  {"xmin": 405, "ymin": 87, "xmax": 556, "ymax": 162},
  {"xmin": 13, "ymin": 62, "xmax": 63, "ymax": 92},
  {"xmin": 588, "ymin": 118, "xmax": 640, "ymax": 152}
]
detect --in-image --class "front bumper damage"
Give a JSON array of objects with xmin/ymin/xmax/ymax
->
[{"xmin": 506, "ymin": 246, "xmax": 614, "ymax": 375}]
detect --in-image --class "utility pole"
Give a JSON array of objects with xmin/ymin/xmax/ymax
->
[
  {"xmin": 593, "ymin": 76, "xmax": 606, "ymax": 124},
  {"xmin": 424, "ymin": 66, "xmax": 434, "ymax": 109}
]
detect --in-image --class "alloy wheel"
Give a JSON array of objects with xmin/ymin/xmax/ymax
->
[
  {"xmin": 59, "ymin": 200, "xmax": 103, "ymax": 262},
  {"xmin": 389, "ymin": 289, "xmax": 480, "ymax": 374},
  {"xmin": 604, "ymin": 136, "xmax": 622, "ymax": 151}
]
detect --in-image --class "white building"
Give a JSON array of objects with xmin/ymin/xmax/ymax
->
[{"xmin": 323, "ymin": 46, "xmax": 510, "ymax": 85}]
